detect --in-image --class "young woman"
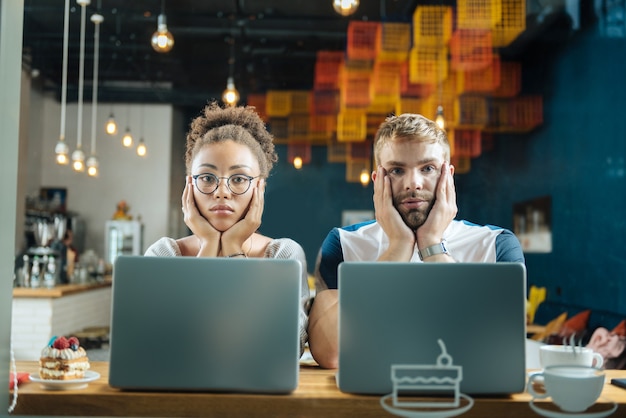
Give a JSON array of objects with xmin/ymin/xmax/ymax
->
[{"xmin": 145, "ymin": 102, "xmax": 309, "ymax": 353}]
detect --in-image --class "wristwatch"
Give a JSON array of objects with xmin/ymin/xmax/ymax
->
[{"xmin": 418, "ymin": 241, "xmax": 449, "ymax": 261}]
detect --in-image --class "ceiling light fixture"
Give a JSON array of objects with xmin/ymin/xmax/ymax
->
[
  {"xmin": 222, "ymin": 38, "xmax": 239, "ymax": 106},
  {"xmin": 136, "ymin": 138, "xmax": 147, "ymax": 157},
  {"xmin": 72, "ymin": 0, "xmax": 90, "ymax": 173},
  {"xmin": 105, "ymin": 108, "xmax": 117, "ymax": 135},
  {"xmin": 122, "ymin": 127, "xmax": 133, "ymax": 147},
  {"xmin": 359, "ymin": 168, "xmax": 370, "ymax": 186},
  {"xmin": 222, "ymin": 77, "xmax": 240, "ymax": 106},
  {"xmin": 136, "ymin": 106, "xmax": 147, "ymax": 157},
  {"xmin": 151, "ymin": 0, "xmax": 174, "ymax": 53},
  {"xmin": 122, "ymin": 106, "xmax": 133, "ymax": 147},
  {"xmin": 333, "ymin": 0, "xmax": 360, "ymax": 16},
  {"xmin": 55, "ymin": 0, "xmax": 71, "ymax": 165},
  {"xmin": 435, "ymin": 105, "xmax": 445, "ymax": 130},
  {"xmin": 87, "ymin": 12, "xmax": 103, "ymax": 177},
  {"xmin": 435, "ymin": 0, "xmax": 446, "ymax": 132}
]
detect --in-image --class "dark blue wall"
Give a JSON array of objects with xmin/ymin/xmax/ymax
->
[
  {"xmin": 263, "ymin": 25, "xmax": 626, "ymax": 326},
  {"xmin": 451, "ymin": 28, "xmax": 626, "ymax": 326},
  {"xmin": 263, "ymin": 145, "xmax": 374, "ymax": 273}
]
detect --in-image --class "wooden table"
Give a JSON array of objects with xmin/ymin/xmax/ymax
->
[{"xmin": 11, "ymin": 362, "xmax": 626, "ymax": 417}]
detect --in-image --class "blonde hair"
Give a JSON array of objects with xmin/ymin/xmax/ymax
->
[{"xmin": 373, "ymin": 113, "xmax": 450, "ymax": 165}]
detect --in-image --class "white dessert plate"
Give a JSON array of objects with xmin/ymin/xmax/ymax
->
[
  {"xmin": 29, "ymin": 371, "xmax": 100, "ymax": 390},
  {"xmin": 529, "ymin": 398, "xmax": 617, "ymax": 418}
]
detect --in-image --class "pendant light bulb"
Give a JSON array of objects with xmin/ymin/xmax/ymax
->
[
  {"xmin": 293, "ymin": 156, "xmax": 303, "ymax": 170},
  {"xmin": 333, "ymin": 0, "xmax": 359, "ymax": 16},
  {"xmin": 55, "ymin": 139, "xmax": 70, "ymax": 165},
  {"xmin": 435, "ymin": 105, "xmax": 446, "ymax": 130},
  {"xmin": 151, "ymin": 14, "xmax": 174, "ymax": 53},
  {"xmin": 137, "ymin": 138, "xmax": 147, "ymax": 157},
  {"xmin": 86, "ymin": 155, "xmax": 99, "ymax": 177},
  {"xmin": 359, "ymin": 168, "xmax": 370, "ymax": 186},
  {"xmin": 222, "ymin": 76, "xmax": 240, "ymax": 106},
  {"xmin": 122, "ymin": 128, "xmax": 133, "ymax": 147},
  {"xmin": 106, "ymin": 113, "xmax": 117, "ymax": 135},
  {"xmin": 71, "ymin": 148, "xmax": 86, "ymax": 172}
]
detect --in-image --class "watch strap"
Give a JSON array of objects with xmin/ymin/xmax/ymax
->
[{"xmin": 418, "ymin": 241, "xmax": 449, "ymax": 261}]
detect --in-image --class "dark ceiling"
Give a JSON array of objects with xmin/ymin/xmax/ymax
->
[
  {"xmin": 22, "ymin": 0, "xmax": 577, "ymax": 109},
  {"xmin": 23, "ymin": 0, "xmax": 426, "ymax": 108}
]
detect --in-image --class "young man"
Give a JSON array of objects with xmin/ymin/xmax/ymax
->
[{"xmin": 308, "ymin": 113, "xmax": 525, "ymax": 369}]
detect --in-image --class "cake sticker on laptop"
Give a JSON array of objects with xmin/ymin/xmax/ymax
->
[{"xmin": 380, "ymin": 339, "xmax": 475, "ymax": 417}]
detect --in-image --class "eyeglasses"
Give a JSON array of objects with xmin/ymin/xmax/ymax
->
[{"xmin": 192, "ymin": 173, "xmax": 260, "ymax": 195}]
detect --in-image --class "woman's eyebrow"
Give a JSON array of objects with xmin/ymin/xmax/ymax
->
[
  {"xmin": 196, "ymin": 163, "xmax": 218, "ymax": 170},
  {"xmin": 195, "ymin": 164, "xmax": 253, "ymax": 171},
  {"xmin": 228, "ymin": 164, "xmax": 253, "ymax": 171}
]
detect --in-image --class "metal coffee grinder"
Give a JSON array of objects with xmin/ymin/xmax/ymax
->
[{"xmin": 18, "ymin": 214, "xmax": 64, "ymax": 288}]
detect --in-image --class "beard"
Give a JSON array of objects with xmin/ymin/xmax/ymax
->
[{"xmin": 393, "ymin": 190, "xmax": 435, "ymax": 230}]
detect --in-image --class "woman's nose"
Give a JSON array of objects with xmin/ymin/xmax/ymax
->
[{"xmin": 213, "ymin": 178, "xmax": 231, "ymax": 197}]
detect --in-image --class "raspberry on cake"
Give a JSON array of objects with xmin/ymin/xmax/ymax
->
[{"xmin": 39, "ymin": 335, "xmax": 90, "ymax": 380}]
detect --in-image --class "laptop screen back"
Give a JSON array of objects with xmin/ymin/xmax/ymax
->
[
  {"xmin": 337, "ymin": 262, "xmax": 527, "ymax": 395},
  {"xmin": 108, "ymin": 256, "xmax": 301, "ymax": 393}
]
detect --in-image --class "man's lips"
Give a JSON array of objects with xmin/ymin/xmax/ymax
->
[{"xmin": 400, "ymin": 199, "xmax": 426, "ymax": 209}]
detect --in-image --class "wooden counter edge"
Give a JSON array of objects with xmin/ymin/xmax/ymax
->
[
  {"xmin": 12, "ymin": 277, "xmax": 112, "ymax": 298},
  {"xmin": 10, "ymin": 362, "xmax": 626, "ymax": 417}
]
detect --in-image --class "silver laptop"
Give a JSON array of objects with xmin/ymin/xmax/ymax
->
[
  {"xmin": 337, "ymin": 262, "xmax": 527, "ymax": 396},
  {"xmin": 108, "ymin": 255, "xmax": 302, "ymax": 393}
]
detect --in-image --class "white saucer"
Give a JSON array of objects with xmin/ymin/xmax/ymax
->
[
  {"xmin": 379, "ymin": 393, "xmax": 475, "ymax": 418},
  {"xmin": 529, "ymin": 398, "xmax": 617, "ymax": 418},
  {"xmin": 29, "ymin": 371, "xmax": 100, "ymax": 390}
]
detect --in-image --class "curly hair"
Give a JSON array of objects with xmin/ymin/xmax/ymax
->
[
  {"xmin": 185, "ymin": 102, "xmax": 277, "ymax": 177},
  {"xmin": 373, "ymin": 113, "xmax": 450, "ymax": 165}
]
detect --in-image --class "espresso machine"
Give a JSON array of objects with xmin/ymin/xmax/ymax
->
[{"xmin": 18, "ymin": 211, "xmax": 85, "ymax": 287}]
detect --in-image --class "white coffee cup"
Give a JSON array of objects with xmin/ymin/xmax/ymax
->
[
  {"xmin": 539, "ymin": 344, "xmax": 604, "ymax": 369},
  {"xmin": 527, "ymin": 365, "xmax": 605, "ymax": 412}
]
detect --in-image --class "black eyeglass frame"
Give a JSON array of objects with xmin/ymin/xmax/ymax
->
[{"xmin": 191, "ymin": 173, "xmax": 260, "ymax": 195}]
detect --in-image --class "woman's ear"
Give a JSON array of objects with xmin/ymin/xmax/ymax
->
[
  {"xmin": 371, "ymin": 170, "xmax": 378, "ymax": 182},
  {"xmin": 449, "ymin": 163, "xmax": 455, "ymax": 176}
]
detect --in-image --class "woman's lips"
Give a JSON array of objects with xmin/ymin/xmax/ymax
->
[{"xmin": 210, "ymin": 205, "xmax": 234, "ymax": 214}]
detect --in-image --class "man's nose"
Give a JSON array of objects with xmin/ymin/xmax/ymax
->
[{"xmin": 405, "ymin": 169, "xmax": 424, "ymax": 190}]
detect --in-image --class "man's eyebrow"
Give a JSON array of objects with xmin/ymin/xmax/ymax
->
[{"xmin": 385, "ymin": 158, "xmax": 439, "ymax": 167}]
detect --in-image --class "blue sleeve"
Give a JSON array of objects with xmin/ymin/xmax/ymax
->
[
  {"xmin": 495, "ymin": 229, "xmax": 525, "ymax": 263},
  {"xmin": 317, "ymin": 228, "xmax": 344, "ymax": 290}
]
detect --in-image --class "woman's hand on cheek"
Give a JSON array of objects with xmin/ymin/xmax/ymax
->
[
  {"xmin": 181, "ymin": 176, "xmax": 221, "ymax": 254},
  {"xmin": 221, "ymin": 179, "xmax": 265, "ymax": 254}
]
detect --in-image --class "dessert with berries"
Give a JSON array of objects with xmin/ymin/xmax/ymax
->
[{"xmin": 39, "ymin": 336, "xmax": 90, "ymax": 380}]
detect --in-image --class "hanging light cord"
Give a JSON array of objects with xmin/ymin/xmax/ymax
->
[
  {"xmin": 76, "ymin": 0, "xmax": 88, "ymax": 150},
  {"xmin": 90, "ymin": 14, "xmax": 102, "ymax": 156},
  {"xmin": 60, "ymin": 0, "xmax": 70, "ymax": 141},
  {"xmin": 229, "ymin": 37, "xmax": 235, "ymax": 79}
]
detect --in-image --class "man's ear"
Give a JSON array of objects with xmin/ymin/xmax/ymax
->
[
  {"xmin": 449, "ymin": 163, "xmax": 455, "ymax": 176},
  {"xmin": 371, "ymin": 170, "xmax": 378, "ymax": 182}
]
